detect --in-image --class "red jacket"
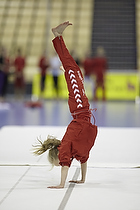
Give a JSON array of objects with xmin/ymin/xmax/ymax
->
[
  {"xmin": 82, "ymin": 58, "xmax": 93, "ymax": 76},
  {"xmin": 14, "ymin": 56, "xmax": 25, "ymax": 72},
  {"xmin": 53, "ymin": 36, "xmax": 98, "ymax": 167},
  {"xmin": 39, "ymin": 56, "xmax": 49, "ymax": 76},
  {"xmin": 92, "ymin": 57, "xmax": 108, "ymax": 81}
]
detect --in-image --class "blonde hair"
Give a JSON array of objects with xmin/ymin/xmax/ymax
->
[{"xmin": 32, "ymin": 135, "xmax": 61, "ymax": 165}]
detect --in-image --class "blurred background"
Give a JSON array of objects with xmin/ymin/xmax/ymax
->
[
  {"xmin": 0, "ymin": 0, "xmax": 140, "ymax": 127},
  {"xmin": 0, "ymin": 2, "xmax": 140, "ymax": 209}
]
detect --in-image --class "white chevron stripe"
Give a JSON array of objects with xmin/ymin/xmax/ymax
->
[
  {"xmin": 75, "ymin": 93, "xmax": 81, "ymax": 99},
  {"xmin": 68, "ymin": 69, "xmax": 74, "ymax": 74},
  {"xmin": 76, "ymin": 98, "xmax": 82, "ymax": 103},
  {"xmin": 77, "ymin": 104, "xmax": 83, "ymax": 108},
  {"xmin": 72, "ymin": 84, "xmax": 78, "ymax": 89},
  {"xmin": 70, "ymin": 74, "xmax": 75, "ymax": 79},
  {"xmin": 71, "ymin": 79, "xmax": 77, "ymax": 84},
  {"xmin": 68, "ymin": 69, "xmax": 83, "ymax": 107},
  {"xmin": 74, "ymin": 89, "xmax": 80, "ymax": 94}
]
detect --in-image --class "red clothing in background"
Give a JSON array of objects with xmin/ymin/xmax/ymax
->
[
  {"xmin": 38, "ymin": 56, "xmax": 49, "ymax": 91},
  {"xmin": 92, "ymin": 57, "xmax": 107, "ymax": 83},
  {"xmin": 82, "ymin": 58, "xmax": 93, "ymax": 76},
  {"xmin": 38, "ymin": 56, "xmax": 49, "ymax": 76},
  {"xmin": 14, "ymin": 56, "xmax": 25, "ymax": 88}
]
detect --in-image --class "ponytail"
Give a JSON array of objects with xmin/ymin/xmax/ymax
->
[{"xmin": 32, "ymin": 135, "xmax": 61, "ymax": 156}]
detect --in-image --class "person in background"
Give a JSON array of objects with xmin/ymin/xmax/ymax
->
[
  {"xmin": 0, "ymin": 47, "xmax": 10, "ymax": 101},
  {"xmin": 38, "ymin": 50, "xmax": 49, "ymax": 92},
  {"xmin": 81, "ymin": 51, "xmax": 95, "ymax": 100},
  {"xmin": 70, "ymin": 50, "xmax": 81, "ymax": 66},
  {"xmin": 50, "ymin": 51, "xmax": 61, "ymax": 97},
  {"xmin": 13, "ymin": 48, "xmax": 26, "ymax": 98},
  {"xmin": 92, "ymin": 46, "xmax": 108, "ymax": 101},
  {"xmin": 82, "ymin": 50, "xmax": 93, "ymax": 77}
]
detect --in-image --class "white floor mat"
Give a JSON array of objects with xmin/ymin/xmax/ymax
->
[{"xmin": 0, "ymin": 126, "xmax": 140, "ymax": 210}]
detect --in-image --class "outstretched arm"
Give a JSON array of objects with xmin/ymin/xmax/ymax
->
[
  {"xmin": 48, "ymin": 166, "xmax": 69, "ymax": 189},
  {"xmin": 69, "ymin": 161, "xmax": 87, "ymax": 184}
]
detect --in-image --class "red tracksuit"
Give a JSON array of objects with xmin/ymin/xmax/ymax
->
[
  {"xmin": 82, "ymin": 57, "xmax": 93, "ymax": 76},
  {"xmin": 14, "ymin": 56, "xmax": 25, "ymax": 88},
  {"xmin": 92, "ymin": 57, "xmax": 107, "ymax": 84},
  {"xmin": 52, "ymin": 36, "xmax": 97, "ymax": 167}
]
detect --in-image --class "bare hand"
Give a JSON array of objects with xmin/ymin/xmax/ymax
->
[
  {"xmin": 69, "ymin": 180, "xmax": 85, "ymax": 184},
  {"xmin": 48, "ymin": 184, "xmax": 64, "ymax": 189},
  {"xmin": 60, "ymin": 65, "xmax": 65, "ymax": 72}
]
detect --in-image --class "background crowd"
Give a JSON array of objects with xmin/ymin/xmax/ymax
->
[{"xmin": 0, "ymin": 45, "xmax": 108, "ymax": 102}]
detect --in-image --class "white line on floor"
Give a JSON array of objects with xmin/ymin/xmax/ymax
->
[{"xmin": 58, "ymin": 167, "xmax": 80, "ymax": 210}]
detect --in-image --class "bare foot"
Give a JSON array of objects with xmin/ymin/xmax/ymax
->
[{"xmin": 52, "ymin": 21, "xmax": 72, "ymax": 37}]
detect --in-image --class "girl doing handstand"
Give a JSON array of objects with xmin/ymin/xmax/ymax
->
[{"xmin": 33, "ymin": 21, "xmax": 98, "ymax": 189}]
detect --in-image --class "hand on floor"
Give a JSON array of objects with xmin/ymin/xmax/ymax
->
[{"xmin": 69, "ymin": 180, "xmax": 85, "ymax": 184}]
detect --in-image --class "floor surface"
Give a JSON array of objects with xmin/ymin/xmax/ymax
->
[{"xmin": 0, "ymin": 98, "xmax": 140, "ymax": 210}]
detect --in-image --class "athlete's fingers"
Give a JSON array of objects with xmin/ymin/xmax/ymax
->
[
  {"xmin": 69, "ymin": 180, "xmax": 84, "ymax": 184},
  {"xmin": 60, "ymin": 65, "xmax": 65, "ymax": 72}
]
